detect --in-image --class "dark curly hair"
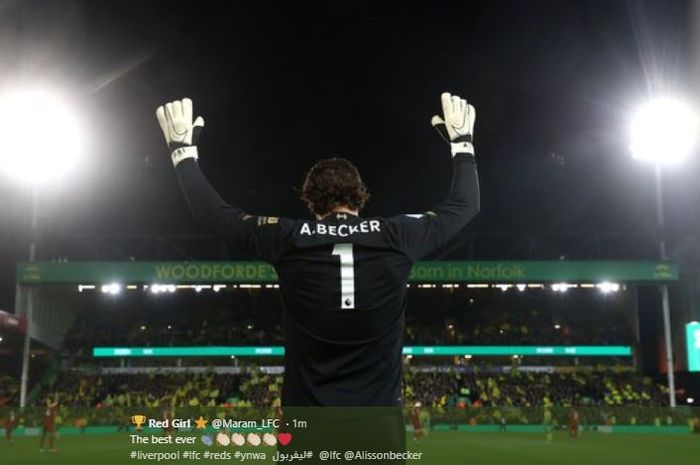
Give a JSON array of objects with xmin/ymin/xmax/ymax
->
[{"xmin": 300, "ymin": 158, "xmax": 370, "ymax": 217}]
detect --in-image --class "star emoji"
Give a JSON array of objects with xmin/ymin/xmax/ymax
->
[{"xmin": 195, "ymin": 416, "xmax": 208, "ymax": 429}]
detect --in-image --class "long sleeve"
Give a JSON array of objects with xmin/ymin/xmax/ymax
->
[
  {"xmin": 386, "ymin": 153, "xmax": 480, "ymax": 260},
  {"xmin": 174, "ymin": 159, "xmax": 294, "ymax": 263}
]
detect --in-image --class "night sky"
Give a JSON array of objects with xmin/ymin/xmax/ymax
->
[{"xmin": 1, "ymin": 0, "xmax": 700, "ymax": 310}]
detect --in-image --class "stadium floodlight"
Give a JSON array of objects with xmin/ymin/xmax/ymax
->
[
  {"xmin": 150, "ymin": 283, "xmax": 175, "ymax": 294},
  {"xmin": 516, "ymin": 284, "xmax": 527, "ymax": 292},
  {"xmin": 9, "ymin": 88, "xmax": 87, "ymax": 407},
  {"xmin": 596, "ymin": 281, "xmax": 620, "ymax": 294},
  {"xmin": 554, "ymin": 324, "xmax": 561, "ymax": 329},
  {"xmin": 551, "ymin": 282, "xmax": 571, "ymax": 292},
  {"xmin": 0, "ymin": 336, "xmax": 3, "ymax": 343},
  {"xmin": 629, "ymin": 98, "xmax": 698, "ymax": 165},
  {"xmin": 101, "ymin": 283, "xmax": 122, "ymax": 295},
  {"xmin": 0, "ymin": 89, "xmax": 85, "ymax": 184},
  {"xmin": 628, "ymin": 98, "xmax": 695, "ymax": 407},
  {"xmin": 688, "ymin": 397, "xmax": 695, "ymax": 404}
]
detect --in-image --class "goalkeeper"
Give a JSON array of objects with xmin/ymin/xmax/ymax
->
[{"xmin": 156, "ymin": 92, "xmax": 480, "ymax": 408}]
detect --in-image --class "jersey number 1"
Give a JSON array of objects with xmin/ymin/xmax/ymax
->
[{"xmin": 332, "ymin": 243, "xmax": 355, "ymax": 309}]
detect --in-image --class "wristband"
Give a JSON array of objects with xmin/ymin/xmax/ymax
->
[
  {"xmin": 450, "ymin": 142, "xmax": 474, "ymax": 157},
  {"xmin": 171, "ymin": 146, "xmax": 198, "ymax": 167}
]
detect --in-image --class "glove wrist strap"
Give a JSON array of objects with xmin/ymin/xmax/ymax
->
[
  {"xmin": 451, "ymin": 142, "xmax": 474, "ymax": 157},
  {"xmin": 453, "ymin": 134, "xmax": 473, "ymax": 143},
  {"xmin": 171, "ymin": 146, "xmax": 198, "ymax": 167}
]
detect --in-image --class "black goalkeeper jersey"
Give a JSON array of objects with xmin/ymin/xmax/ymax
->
[{"xmin": 175, "ymin": 153, "xmax": 479, "ymax": 407}]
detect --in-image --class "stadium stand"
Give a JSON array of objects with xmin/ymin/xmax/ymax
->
[{"xmin": 60, "ymin": 288, "xmax": 634, "ymax": 350}]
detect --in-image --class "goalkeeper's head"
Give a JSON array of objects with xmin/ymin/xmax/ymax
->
[{"xmin": 301, "ymin": 158, "xmax": 370, "ymax": 218}]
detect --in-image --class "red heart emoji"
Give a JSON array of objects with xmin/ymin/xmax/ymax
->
[{"xmin": 277, "ymin": 433, "xmax": 292, "ymax": 446}]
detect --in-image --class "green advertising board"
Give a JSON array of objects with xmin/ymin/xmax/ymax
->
[
  {"xmin": 687, "ymin": 322, "xmax": 700, "ymax": 372},
  {"xmin": 92, "ymin": 345, "xmax": 632, "ymax": 358},
  {"xmin": 17, "ymin": 260, "xmax": 678, "ymax": 284}
]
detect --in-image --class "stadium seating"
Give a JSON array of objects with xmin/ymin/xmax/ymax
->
[
  {"xmin": 61, "ymin": 288, "xmax": 633, "ymax": 350},
  {"xmin": 26, "ymin": 367, "xmax": 667, "ymax": 409}
]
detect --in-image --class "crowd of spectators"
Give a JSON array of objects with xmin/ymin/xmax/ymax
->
[
  {"xmin": 402, "ymin": 367, "xmax": 668, "ymax": 408},
  {"xmin": 405, "ymin": 288, "xmax": 633, "ymax": 345},
  {"xmin": 63, "ymin": 291, "xmax": 284, "ymax": 355},
  {"xmin": 22, "ymin": 370, "xmax": 285, "ymax": 409},
  {"xmin": 0, "ymin": 364, "xmax": 682, "ymax": 430},
  {"xmin": 17, "ymin": 366, "xmax": 666, "ymax": 411},
  {"xmin": 0, "ymin": 374, "xmax": 19, "ymax": 406},
  {"xmin": 1, "ymin": 367, "xmax": 689, "ymax": 430},
  {"xmin": 41, "ymin": 371, "xmax": 238, "ymax": 408},
  {"xmin": 8, "ymin": 287, "xmax": 646, "ymax": 418},
  {"xmin": 61, "ymin": 287, "xmax": 634, "ymax": 351}
]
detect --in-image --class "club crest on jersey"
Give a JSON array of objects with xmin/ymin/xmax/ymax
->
[
  {"xmin": 256, "ymin": 216, "xmax": 278, "ymax": 226},
  {"xmin": 299, "ymin": 220, "xmax": 381, "ymax": 237},
  {"xmin": 244, "ymin": 216, "xmax": 279, "ymax": 226}
]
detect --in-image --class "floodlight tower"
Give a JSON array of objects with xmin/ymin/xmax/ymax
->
[
  {"xmin": 0, "ymin": 89, "xmax": 85, "ymax": 407},
  {"xmin": 629, "ymin": 97, "xmax": 699, "ymax": 407}
]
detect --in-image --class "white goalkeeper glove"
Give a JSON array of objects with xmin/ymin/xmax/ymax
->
[
  {"xmin": 431, "ymin": 92, "xmax": 475, "ymax": 157},
  {"xmin": 156, "ymin": 98, "xmax": 205, "ymax": 167}
]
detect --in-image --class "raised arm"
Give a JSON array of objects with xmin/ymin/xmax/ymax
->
[
  {"xmin": 387, "ymin": 93, "xmax": 480, "ymax": 260},
  {"xmin": 156, "ymin": 98, "xmax": 293, "ymax": 263}
]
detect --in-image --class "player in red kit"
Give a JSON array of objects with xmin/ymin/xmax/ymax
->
[
  {"xmin": 4, "ymin": 410, "xmax": 17, "ymax": 444},
  {"xmin": 569, "ymin": 408, "xmax": 580, "ymax": 439},
  {"xmin": 40, "ymin": 394, "xmax": 59, "ymax": 452},
  {"xmin": 411, "ymin": 402, "xmax": 426, "ymax": 442},
  {"xmin": 163, "ymin": 409, "xmax": 176, "ymax": 436}
]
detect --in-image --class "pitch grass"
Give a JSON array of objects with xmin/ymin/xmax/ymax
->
[{"xmin": 2, "ymin": 431, "xmax": 698, "ymax": 465}]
